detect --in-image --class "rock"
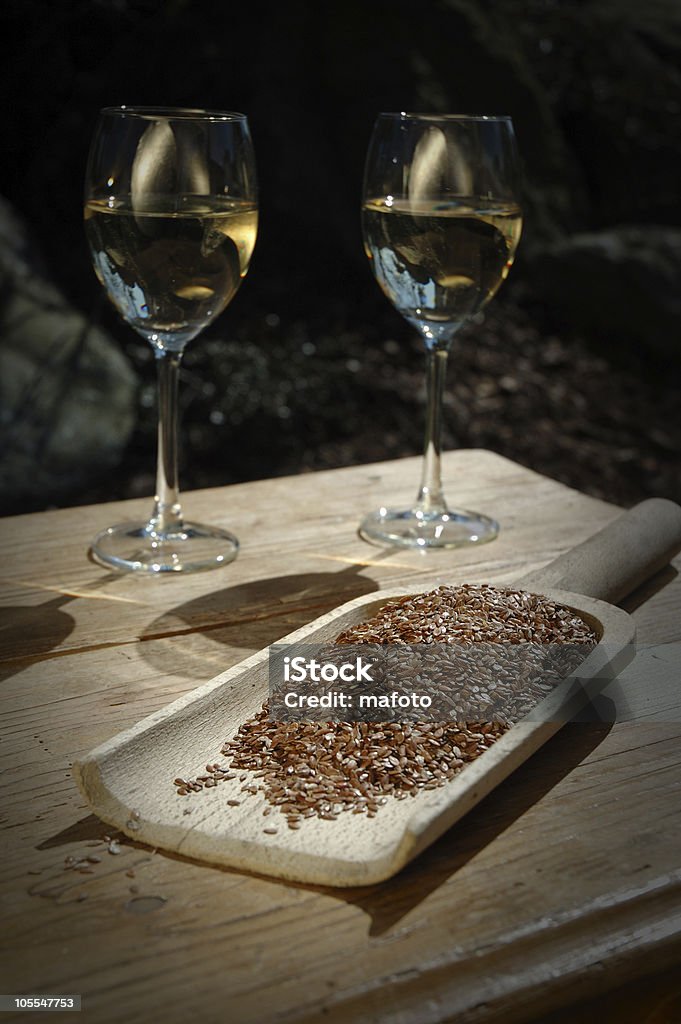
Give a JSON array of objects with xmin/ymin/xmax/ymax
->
[
  {"xmin": 528, "ymin": 226, "xmax": 681, "ymax": 360},
  {"xmin": 515, "ymin": 0, "xmax": 681, "ymax": 231},
  {"xmin": 0, "ymin": 196, "xmax": 137, "ymax": 512}
]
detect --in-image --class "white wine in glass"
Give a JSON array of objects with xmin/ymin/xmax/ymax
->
[
  {"xmin": 84, "ymin": 107, "xmax": 257, "ymax": 573},
  {"xmin": 360, "ymin": 114, "xmax": 522, "ymax": 548}
]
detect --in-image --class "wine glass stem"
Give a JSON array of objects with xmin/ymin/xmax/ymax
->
[
  {"xmin": 151, "ymin": 349, "xmax": 183, "ymax": 534},
  {"xmin": 416, "ymin": 347, "xmax": 449, "ymax": 514}
]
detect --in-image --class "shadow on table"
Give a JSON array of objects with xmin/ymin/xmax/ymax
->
[
  {"xmin": 331, "ymin": 710, "xmax": 615, "ymax": 935},
  {"xmin": 136, "ymin": 563, "xmax": 382, "ymax": 679},
  {"xmin": 37, "ymin": 814, "xmax": 111, "ymax": 849},
  {"xmin": 0, "ymin": 559, "xmax": 382, "ymax": 684},
  {"xmin": 0, "ymin": 597, "xmax": 75, "ymax": 680},
  {"xmin": 39, "ymin": 707, "xmax": 613, "ymax": 933},
  {"xmin": 0, "ymin": 573, "xmax": 127, "ymax": 682}
]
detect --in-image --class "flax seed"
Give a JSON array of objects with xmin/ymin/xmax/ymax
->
[{"xmin": 172, "ymin": 585, "xmax": 596, "ymax": 827}]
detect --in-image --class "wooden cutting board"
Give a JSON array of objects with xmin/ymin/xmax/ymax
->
[{"xmin": 74, "ymin": 499, "xmax": 681, "ymax": 886}]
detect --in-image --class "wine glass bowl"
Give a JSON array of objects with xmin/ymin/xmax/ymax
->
[
  {"xmin": 360, "ymin": 113, "xmax": 522, "ymax": 549},
  {"xmin": 84, "ymin": 107, "xmax": 257, "ymax": 572}
]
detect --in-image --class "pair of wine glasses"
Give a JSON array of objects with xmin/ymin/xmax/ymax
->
[{"xmin": 85, "ymin": 107, "xmax": 522, "ymax": 574}]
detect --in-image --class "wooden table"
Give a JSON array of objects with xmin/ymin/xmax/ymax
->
[{"xmin": 1, "ymin": 450, "xmax": 680, "ymax": 1023}]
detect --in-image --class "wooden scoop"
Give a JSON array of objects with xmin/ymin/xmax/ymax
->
[{"xmin": 74, "ymin": 499, "xmax": 681, "ymax": 886}]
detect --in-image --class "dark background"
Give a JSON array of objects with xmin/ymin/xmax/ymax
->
[{"xmin": 1, "ymin": 0, "xmax": 680, "ymax": 516}]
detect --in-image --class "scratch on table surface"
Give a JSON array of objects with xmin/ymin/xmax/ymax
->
[
  {"xmin": 0, "ymin": 577, "xmax": 146, "ymax": 604},
  {"xmin": 307, "ymin": 553, "xmax": 423, "ymax": 571}
]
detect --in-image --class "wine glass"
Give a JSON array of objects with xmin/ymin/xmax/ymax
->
[
  {"xmin": 359, "ymin": 113, "xmax": 522, "ymax": 548},
  {"xmin": 84, "ymin": 106, "xmax": 257, "ymax": 572}
]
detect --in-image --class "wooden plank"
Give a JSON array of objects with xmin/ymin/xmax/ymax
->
[
  {"xmin": 1, "ymin": 450, "xmax": 680, "ymax": 1022},
  {"xmin": 1, "ymin": 637, "xmax": 680, "ymax": 1022},
  {"xmin": 0, "ymin": 451, "xmax": 618, "ymax": 662}
]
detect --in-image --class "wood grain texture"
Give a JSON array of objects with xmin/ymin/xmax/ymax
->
[{"xmin": 1, "ymin": 450, "xmax": 680, "ymax": 1023}]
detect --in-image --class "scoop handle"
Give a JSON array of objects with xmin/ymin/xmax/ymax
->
[{"xmin": 516, "ymin": 498, "xmax": 681, "ymax": 604}]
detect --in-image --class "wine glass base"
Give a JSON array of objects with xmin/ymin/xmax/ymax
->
[
  {"xmin": 90, "ymin": 520, "xmax": 239, "ymax": 574},
  {"xmin": 359, "ymin": 507, "xmax": 499, "ymax": 550}
]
